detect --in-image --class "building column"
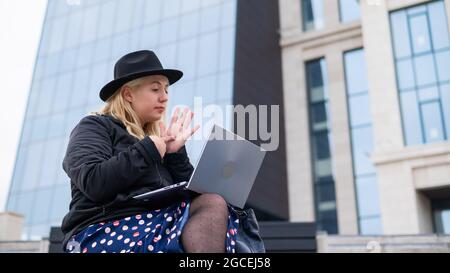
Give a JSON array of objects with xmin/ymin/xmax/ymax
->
[{"xmin": 282, "ymin": 46, "xmax": 317, "ymax": 223}]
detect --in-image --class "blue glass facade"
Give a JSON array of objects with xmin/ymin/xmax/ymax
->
[
  {"xmin": 7, "ymin": 0, "xmax": 237, "ymax": 239},
  {"xmin": 339, "ymin": 0, "xmax": 360, "ymax": 23},
  {"xmin": 344, "ymin": 49, "xmax": 382, "ymax": 235},
  {"xmin": 306, "ymin": 58, "xmax": 338, "ymax": 234},
  {"xmin": 390, "ymin": 0, "xmax": 450, "ymax": 146}
]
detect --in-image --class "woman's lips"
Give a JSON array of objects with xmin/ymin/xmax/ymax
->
[{"xmin": 155, "ymin": 107, "xmax": 165, "ymax": 111}]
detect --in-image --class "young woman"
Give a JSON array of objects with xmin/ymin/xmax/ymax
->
[{"xmin": 61, "ymin": 50, "xmax": 239, "ymax": 253}]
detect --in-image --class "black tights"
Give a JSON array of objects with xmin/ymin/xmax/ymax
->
[{"xmin": 180, "ymin": 193, "xmax": 229, "ymax": 253}]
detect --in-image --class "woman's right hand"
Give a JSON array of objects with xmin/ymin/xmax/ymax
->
[{"xmin": 149, "ymin": 135, "xmax": 174, "ymax": 158}]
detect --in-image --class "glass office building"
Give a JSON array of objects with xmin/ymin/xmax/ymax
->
[{"xmin": 6, "ymin": 0, "xmax": 239, "ymax": 239}]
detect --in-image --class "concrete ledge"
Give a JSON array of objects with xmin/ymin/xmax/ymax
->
[
  {"xmin": 0, "ymin": 240, "xmax": 49, "ymax": 253},
  {"xmin": 317, "ymin": 233, "xmax": 450, "ymax": 253}
]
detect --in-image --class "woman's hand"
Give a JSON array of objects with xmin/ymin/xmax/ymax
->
[
  {"xmin": 159, "ymin": 107, "xmax": 200, "ymax": 154},
  {"xmin": 149, "ymin": 135, "xmax": 174, "ymax": 158}
]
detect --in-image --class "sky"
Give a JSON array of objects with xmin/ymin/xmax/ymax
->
[{"xmin": 0, "ymin": 0, "xmax": 48, "ymax": 210}]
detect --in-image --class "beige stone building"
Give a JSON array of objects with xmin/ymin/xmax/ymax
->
[{"xmin": 279, "ymin": 0, "xmax": 450, "ymax": 235}]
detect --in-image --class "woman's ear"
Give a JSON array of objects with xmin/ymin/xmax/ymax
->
[{"xmin": 122, "ymin": 86, "xmax": 133, "ymax": 103}]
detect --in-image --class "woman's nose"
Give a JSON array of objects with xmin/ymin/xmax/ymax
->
[{"xmin": 159, "ymin": 92, "xmax": 168, "ymax": 102}]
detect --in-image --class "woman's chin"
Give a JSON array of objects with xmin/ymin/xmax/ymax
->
[{"xmin": 146, "ymin": 113, "xmax": 163, "ymax": 123}]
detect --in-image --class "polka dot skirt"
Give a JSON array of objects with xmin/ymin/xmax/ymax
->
[{"xmin": 66, "ymin": 199, "xmax": 239, "ymax": 253}]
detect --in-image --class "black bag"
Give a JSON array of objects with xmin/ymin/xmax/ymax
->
[{"xmin": 227, "ymin": 204, "xmax": 266, "ymax": 253}]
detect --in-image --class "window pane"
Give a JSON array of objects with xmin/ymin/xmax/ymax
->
[
  {"xmin": 97, "ymin": 1, "xmax": 117, "ymax": 39},
  {"xmin": 344, "ymin": 49, "xmax": 368, "ymax": 94},
  {"xmin": 360, "ymin": 217, "xmax": 382, "ymax": 235},
  {"xmin": 36, "ymin": 77, "xmax": 56, "ymax": 117},
  {"xmin": 31, "ymin": 188, "xmax": 53, "ymax": 224},
  {"xmin": 9, "ymin": 146, "xmax": 28, "ymax": 194},
  {"xmin": 307, "ymin": 59, "xmax": 328, "ymax": 102},
  {"xmin": 50, "ymin": 185, "xmax": 71, "ymax": 223},
  {"xmin": 396, "ymin": 59, "xmax": 415, "ymax": 90},
  {"xmin": 93, "ymin": 37, "xmax": 112, "ymax": 63},
  {"xmin": 400, "ymin": 91, "xmax": 423, "ymax": 145},
  {"xmin": 349, "ymin": 94, "xmax": 371, "ymax": 127},
  {"xmin": 409, "ymin": 14, "xmax": 432, "ymax": 54},
  {"xmin": 196, "ymin": 75, "xmax": 218, "ymax": 105},
  {"xmin": 39, "ymin": 139, "xmax": 64, "ymax": 188},
  {"xmin": 428, "ymin": 1, "xmax": 450, "ymax": 50},
  {"xmin": 59, "ymin": 48, "xmax": 77, "ymax": 73},
  {"xmin": 16, "ymin": 192, "xmax": 35, "ymax": 225},
  {"xmin": 115, "ymin": 0, "xmax": 134, "ymax": 34},
  {"xmin": 311, "ymin": 103, "xmax": 328, "ymax": 131},
  {"xmin": 64, "ymin": 11, "xmax": 82, "ymax": 49},
  {"xmin": 48, "ymin": 112, "xmax": 66, "ymax": 139},
  {"xmin": 219, "ymin": 27, "xmax": 236, "ymax": 71},
  {"xmin": 179, "ymin": 11, "xmax": 200, "ymax": 40},
  {"xmin": 200, "ymin": 4, "xmax": 221, "ymax": 33},
  {"xmin": 159, "ymin": 18, "xmax": 178, "ymax": 44},
  {"xmin": 418, "ymin": 86, "xmax": 439, "ymax": 102},
  {"xmin": 355, "ymin": 176, "xmax": 381, "ymax": 217},
  {"xmin": 111, "ymin": 32, "xmax": 131, "ymax": 61},
  {"xmin": 421, "ymin": 102, "xmax": 445, "ymax": 142},
  {"xmin": 177, "ymin": 38, "xmax": 198, "ymax": 81},
  {"xmin": 339, "ymin": 0, "xmax": 360, "ymax": 23},
  {"xmin": 441, "ymin": 84, "xmax": 450, "ymax": 139},
  {"xmin": 21, "ymin": 142, "xmax": 45, "ymax": 191},
  {"xmin": 435, "ymin": 50, "xmax": 450, "ymax": 82},
  {"xmin": 53, "ymin": 72, "xmax": 72, "ymax": 113},
  {"xmin": 351, "ymin": 126, "xmax": 376, "ymax": 176},
  {"xmin": 47, "ymin": 16, "xmax": 67, "ymax": 54},
  {"xmin": 31, "ymin": 116, "xmax": 49, "ymax": 142},
  {"xmin": 414, "ymin": 54, "xmax": 437, "ymax": 87},
  {"xmin": 143, "ymin": 0, "xmax": 162, "ymax": 25},
  {"xmin": 390, "ymin": 11, "xmax": 412, "ymax": 58},
  {"xmin": 302, "ymin": 0, "xmax": 324, "ymax": 32},
  {"xmin": 80, "ymin": 5, "xmax": 100, "ymax": 44},
  {"xmin": 313, "ymin": 131, "xmax": 331, "ymax": 160},
  {"xmin": 70, "ymin": 67, "xmax": 90, "ymax": 108},
  {"xmin": 197, "ymin": 32, "xmax": 219, "ymax": 77}
]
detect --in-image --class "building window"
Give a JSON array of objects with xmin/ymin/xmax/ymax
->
[
  {"xmin": 390, "ymin": 0, "xmax": 450, "ymax": 146},
  {"xmin": 344, "ymin": 48, "xmax": 382, "ymax": 235},
  {"xmin": 301, "ymin": 0, "xmax": 324, "ymax": 32},
  {"xmin": 339, "ymin": 0, "xmax": 361, "ymax": 23},
  {"xmin": 306, "ymin": 58, "xmax": 338, "ymax": 234},
  {"xmin": 432, "ymin": 199, "xmax": 450, "ymax": 234}
]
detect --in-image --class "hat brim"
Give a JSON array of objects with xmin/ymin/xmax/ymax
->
[{"xmin": 99, "ymin": 69, "xmax": 183, "ymax": 102}]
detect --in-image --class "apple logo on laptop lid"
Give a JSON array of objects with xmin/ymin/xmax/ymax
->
[{"xmin": 222, "ymin": 161, "xmax": 236, "ymax": 179}]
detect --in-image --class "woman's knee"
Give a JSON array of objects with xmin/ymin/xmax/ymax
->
[{"xmin": 191, "ymin": 193, "xmax": 228, "ymax": 213}]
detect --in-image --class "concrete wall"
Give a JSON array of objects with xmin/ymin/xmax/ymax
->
[{"xmin": 0, "ymin": 212, "xmax": 23, "ymax": 241}]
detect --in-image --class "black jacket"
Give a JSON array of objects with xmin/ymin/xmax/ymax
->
[{"xmin": 61, "ymin": 114, "xmax": 194, "ymax": 248}]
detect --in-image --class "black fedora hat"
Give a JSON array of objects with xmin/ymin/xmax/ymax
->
[{"xmin": 99, "ymin": 50, "xmax": 183, "ymax": 101}]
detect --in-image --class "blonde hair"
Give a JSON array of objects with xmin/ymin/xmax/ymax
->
[{"xmin": 92, "ymin": 76, "xmax": 164, "ymax": 140}]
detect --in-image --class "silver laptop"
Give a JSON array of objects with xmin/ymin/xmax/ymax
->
[{"xmin": 133, "ymin": 124, "xmax": 267, "ymax": 208}]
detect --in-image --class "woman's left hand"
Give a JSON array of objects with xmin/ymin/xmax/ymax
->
[{"xmin": 159, "ymin": 107, "xmax": 200, "ymax": 154}]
